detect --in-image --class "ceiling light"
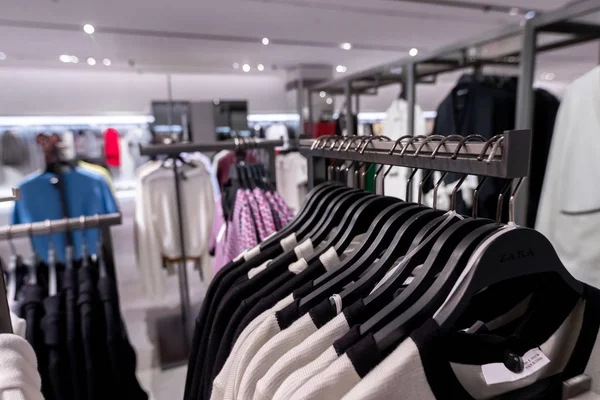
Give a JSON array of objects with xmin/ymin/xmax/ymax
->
[
  {"xmin": 409, "ymin": 48, "xmax": 418, "ymax": 57},
  {"xmin": 70, "ymin": 56, "xmax": 79, "ymax": 64},
  {"xmin": 340, "ymin": 42, "xmax": 352, "ymax": 51},
  {"xmin": 257, "ymin": 64, "xmax": 265, "ymax": 72},
  {"xmin": 326, "ymin": 98, "xmax": 333, "ymax": 105},
  {"xmin": 233, "ymin": 62, "xmax": 240, "ymax": 69},
  {"xmin": 319, "ymin": 91, "xmax": 326, "ymax": 98},
  {"xmin": 0, "ymin": 52, "xmax": 6, "ymax": 61},
  {"xmin": 213, "ymin": 98, "xmax": 220, "ymax": 105},
  {"xmin": 509, "ymin": 7, "xmax": 519, "ymax": 16},
  {"xmin": 83, "ymin": 24, "xmax": 95, "ymax": 34},
  {"xmin": 336, "ymin": 65, "xmax": 347, "ymax": 73},
  {"xmin": 262, "ymin": 37, "xmax": 270, "ymax": 46},
  {"xmin": 102, "ymin": 58, "xmax": 111, "ymax": 66},
  {"xmin": 242, "ymin": 63, "xmax": 251, "ymax": 72},
  {"xmin": 525, "ymin": 10, "xmax": 535, "ymax": 20},
  {"xmin": 60, "ymin": 54, "xmax": 71, "ymax": 63},
  {"xmin": 87, "ymin": 57, "xmax": 96, "ymax": 66}
]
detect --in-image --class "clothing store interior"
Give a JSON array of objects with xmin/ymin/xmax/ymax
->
[{"xmin": 2, "ymin": 0, "xmax": 600, "ymax": 399}]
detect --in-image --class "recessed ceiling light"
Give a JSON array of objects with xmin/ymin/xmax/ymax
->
[
  {"xmin": 83, "ymin": 24, "xmax": 95, "ymax": 34},
  {"xmin": 326, "ymin": 97, "xmax": 333, "ymax": 105},
  {"xmin": 60, "ymin": 54, "xmax": 71, "ymax": 63},
  {"xmin": 213, "ymin": 98, "xmax": 220, "ymax": 105},
  {"xmin": 525, "ymin": 10, "xmax": 535, "ymax": 19},
  {"xmin": 509, "ymin": 7, "xmax": 519, "ymax": 16},
  {"xmin": 409, "ymin": 48, "xmax": 418, "ymax": 57},
  {"xmin": 102, "ymin": 58, "xmax": 111, "ymax": 66},
  {"xmin": 233, "ymin": 62, "xmax": 240, "ymax": 69},
  {"xmin": 70, "ymin": 56, "xmax": 79, "ymax": 64},
  {"xmin": 257, "ymin": 64, "xmax": 265, "ymax": 71},
  {"xmin": 0, "ymin": 52, "xmax": 6, "ymax": 61},
  {"xmin": 336, "ymin": 65, "xmax": 347, "ymax": 73},
  {"xmin": 319, "ymin": 91, "xmax": 326, "ymax": 98},
  {"xmin": 262, "ymin": 37, "xmax": 270, "ymax": 45},
  {"xmin": 242, "ymin": 64, "xmax": 251, "ymax": 72},
  {"xmin": 87, "ymin": 57, "xmax": 96, "ymax": 66},
  {"xmin": 340, "ymin": 42, "xmax": 352, "ymax": 51}
]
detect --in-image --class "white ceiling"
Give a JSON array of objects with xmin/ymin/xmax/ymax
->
[{"xmin": 0, "ymin": 0, "xmax": 588, "ymax": 79}]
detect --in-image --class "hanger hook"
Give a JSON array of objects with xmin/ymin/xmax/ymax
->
[
  {"xmin": 509, "ymin": 177, "xmax": 525, "ymax": 224},
  {"xmin": 431, "ymin": 135, "xmax": 463, "ymax": 159},
  {"xmin": 327, "ymin": 137, "xmax": 348, "ymax": 181},
  {"xmin": 358, "ymin": 136, "xmax": 390, "ymax": 189},
  {"xmin": 414, "ymin": 135, "xmax": 445, "ymax": 158},
  {"xmin": 418, "ymin": 170, "xmax": 434, "ymax": 205},
  {"xmin": 451, "ymin": 134, "xmax": 486, "ymax": 160},
  {"xmin": 450, "ymin": 175, "xmax": 468, "ymax": 211},
  {"xmin": 496, "ymin": 179, "xmax": 513, "ymax": 224},
  {"xmin": 400, "ymin": 135, "xmax": 427, "ymax": 157},
  {"xmin": 477, "ymin": 134, "xmax": 504, "ymax": 161},
  {"xmin": 485, "ymin": 137, "xmax": 504, "ymax": 164},
  {"xmin": 375, "ymin": 135, "xmax": 413, "ymax": 194},
  {"xmin": 473, "ymin": 177, "xmax": 488, "ymax": 218},
  {"xmin": 432, "ymin": 172, "xmax": 448, "ymax": 210}
]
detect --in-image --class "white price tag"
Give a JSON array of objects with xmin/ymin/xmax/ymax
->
[{"xmin": 482, "ymin": 348, "xmax": 550, "ymax": 385}]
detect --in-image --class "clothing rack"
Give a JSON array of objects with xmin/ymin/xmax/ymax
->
[
  {"xmin": 138, "ymin": 138, "xmax": 283, "ymax": 369},
  {"xmin": 306, "ymin": 0, "xmax": 600, "ymax": 225},
  {"xmin": 300, "ymin": 130, "xmax": 531, "ymax": 191},
  {"xmin": 0, "ymin": 212, "xmax": 122, "ymax": 335}
]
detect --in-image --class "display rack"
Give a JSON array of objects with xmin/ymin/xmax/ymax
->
[
  {"xmin": 0, "ymin": 212, "xmax": 122, "ymax": 335},
  {"xmin": 300, "ymin": 131, "xmax": 531, "ymax": 191},
  {"xmin": 138, "ymin": 138, "xmax": 283, "ymax": 369},
  {"xmin": 307, "ymin": 0, "xmax": 600, "ymax": 224}
]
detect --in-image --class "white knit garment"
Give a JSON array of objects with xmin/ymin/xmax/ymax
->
[
  {"xmin": 274, "ymin": 346, "xmax": 338, "ymax": 400},
  {"xmin": 211, "ymin": 294, "xmax": 294, "ymax": 400},
  {"xmin": 291, "ymin": 353, "xmax": 360, "ymax": 400},
  {"xmin": 239, "ymin": 313, "xmax": 317, "ymax": 399},
  {"xmin": 0, "ymin": 334, "xmax": 43, "ymax": 400},
  {"xmin": 255, "ymin": 312, "xmax": 350, "ymax": 400}
]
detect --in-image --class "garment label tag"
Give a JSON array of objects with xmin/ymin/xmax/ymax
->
[{"xmin": 482, "ymin": 348, "xmax": 550, "ymax": 385}]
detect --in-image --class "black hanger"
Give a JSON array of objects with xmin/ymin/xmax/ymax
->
[
  {"xmin": 306, "ymin": 195, "xmax": 404, "ymax": 267},
  {"xmin": 303, "ymin": 203, "xmax": 430, "ymax": 309},
  {"xmin": 371, "ymin": 222, "xmax": 502, "ymax": 352},
  {"xmin": 291, "ymin": 186, "xmax": 358, "ymax": 241},
  {"xmin": 434, "ymin": 226, "xmax": 584, "ymax": 334},
  {"xmin": 260, "ymin": 182, "xmax": 343, "ymax": 248},
  {"xmin": 347, "ymin": 173, "xmax": 471, "ymax": 308},
  {"xmin": 298, "ymin": 201, "xmax": 425, "ymax": 313},
  {"xmin": 302, "ymin": 191, "xmax": 372, "ymax": 242}
]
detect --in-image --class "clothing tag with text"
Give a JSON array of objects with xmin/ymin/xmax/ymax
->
[{"xmin": 482, "ymin": 348, "xmax": 550, "ymax": 385}]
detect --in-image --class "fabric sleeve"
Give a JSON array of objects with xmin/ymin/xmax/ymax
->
[{"xmin": 0, "ymin": 334, "xmax": 43, "ymax": 400}]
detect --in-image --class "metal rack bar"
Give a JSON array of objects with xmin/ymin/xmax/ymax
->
[
  {"xmin": 139, "ymin": 139, "xmax": 284, "ymax": 157},
  {"xmin": 301, "ymin": 130, "xmax": 531, "ymax": 190},
  {"xmin": 0, "ymin": 213, "xmax": 122, "ymax": 239}
]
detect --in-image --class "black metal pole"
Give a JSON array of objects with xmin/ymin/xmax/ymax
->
[{"xmin": 172, "ymin": 159, "xmax": 191, "ymax": 344}]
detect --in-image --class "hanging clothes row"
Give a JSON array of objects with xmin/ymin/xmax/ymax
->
[
  {"xmin": 1, "ymin": 214, "xmax": 147, "ymax": 400},
  {"xmin": 184, "ymin": 132, "xmax": 600, "ymax": 400},
  {"xmin": 12, "ymin": 133, "xmax": 119, "ymax": 262},
  {"xmin": 210, "ymin": 138, "xmax": 295, "ymax": 274}
]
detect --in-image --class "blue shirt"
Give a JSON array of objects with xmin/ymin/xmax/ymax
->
[{"xmin": 12, "ymin": 167, "xmax": 119, "ymax": 262}]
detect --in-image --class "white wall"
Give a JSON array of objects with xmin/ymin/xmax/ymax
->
[{"xmin": 0, "ymin": 67, "xmax": 295, "ymax": 115}]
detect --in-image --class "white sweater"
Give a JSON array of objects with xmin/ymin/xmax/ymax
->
[{"xmin": 135, "ymin": 160, "xmax": 214, "ymax": 299}]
